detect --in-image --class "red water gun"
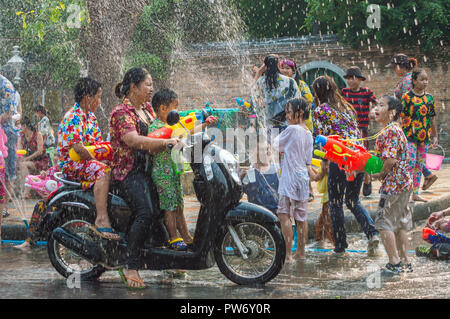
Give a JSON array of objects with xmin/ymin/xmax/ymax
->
[
  {"xmin": 314, "ymin": 135, "xmax": 382, "ymax": 181},
  {"xmin": 69, "ymin": 142, "xmax": 113, "ymax": 162},
  {"xmin": 422, "ymin": 227, "xmax": 450, "ymax": 244}
]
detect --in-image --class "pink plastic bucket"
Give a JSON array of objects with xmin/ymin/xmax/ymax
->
[{"xmin": 425, "ymin": 145, "xmax": 445, "ymax": 171}]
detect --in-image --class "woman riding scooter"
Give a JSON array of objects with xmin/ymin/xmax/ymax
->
[{"xmin": 110, "ymin": 67, "xmax": 180, "ymax": 289}]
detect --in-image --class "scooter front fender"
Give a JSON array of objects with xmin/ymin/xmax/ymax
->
[{"xmin": 225, "ymin": 202, "xmax": 279, "ymax": 225}]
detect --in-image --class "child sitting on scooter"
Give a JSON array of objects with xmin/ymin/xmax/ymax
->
[
  {"xmin": 241, "ymin": 138, "xmax": 280, "ymax": 215},
  {"xmin": 150, "ymin": 89, "xmax": 217, "ymax": 251}
]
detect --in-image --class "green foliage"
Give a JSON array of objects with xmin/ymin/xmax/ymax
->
[
  {"xmin": 1, "ymin": 0, "xmax": 86, "ymax": 87},
  {"xmin": 304, "ymin": 0, "xmax": 449, "ymax": 59},
  {"xmin": 233, "ymin": 0, "xmax": 309, "ymax": 38}
]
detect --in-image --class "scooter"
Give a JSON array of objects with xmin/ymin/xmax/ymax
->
[{"xmin": 44, "ymin": 111, "xmax": 285, "ymax": 286}]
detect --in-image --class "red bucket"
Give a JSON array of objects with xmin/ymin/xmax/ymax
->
[{"xmin": 425, "ymin": 145, "xmax": 445, "ymax": 171}]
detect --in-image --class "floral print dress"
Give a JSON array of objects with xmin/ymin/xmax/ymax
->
[
  {"xmin": 148, "ymin": 118, "xmax": 183, "ymax": 211},
  {"xmin": 401, "ymin": 91, "xmax": 436, "ymax": 193},
  {"xmin": 57, "ymin": 103, "xmax": 110, "ymax": 190}
]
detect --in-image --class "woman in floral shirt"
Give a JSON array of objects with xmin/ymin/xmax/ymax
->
[
  {"xmin": 57, "ymin": 77, "xmax": 118, "ymax": 241},
  {"xmin": 110, "ymin": 67, "xmax": 179, "ymax": 289},
  {"xmin": 312, "ymin": 75, "xmax": 379, "ymax": 257},
  {"xmin": 252, "ymin": 54, "xmax": 300, "ymax": 140},
  {"xmin": 401, "ymin": 69, "xmax": 438, "ymax": 202}
]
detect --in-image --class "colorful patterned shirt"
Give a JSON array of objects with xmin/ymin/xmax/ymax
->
[
  {"xmin": 109, "ymin": 101, "xmax": 155, "ymax": 181},
  {"xmin": 394, "ymin": 72, "xmax": 412, "ymax": 101},
  {"xmin": 401, "ymin": 91, "xmax": 436, "ymax": 146},
  {"xmin": 312, "ymin": 103, "xmax": 361, "ymax": 142},
  {"xmin": 0, "ymin": 74, "xmax": 17, "ymax": 135},
  {"xmin": 253, "ymin": 74, "xmax": 300, "ymax": 126},
  {"xmin": 299, "ymin": 80, "xmax": 313, "ymax": 103},
  {"xmin": 57, "ymin": 103, "xmax": 103, "ymax": 170},
  {"xmin": 341, "ymin": 87, "xmax": 377, "ymax": 129},
  {"xmin": 375, "ymin": 122, "xmax": 412, "ymax": 195}
]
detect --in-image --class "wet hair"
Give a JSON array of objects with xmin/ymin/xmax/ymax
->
[
  {"xmin": 382, "ymin": 95, "xmax": 402, "ymax": 121},
  {"xmin": 286, "ymin": 98, "xmax": 310, "ymax": 121},
  {"xmin": 393, "ymin": 54, "xmax": 418, "ymax": 71},
  {"xmin": 411, "ymin": 68, "xmax": 427, "ymax": 88},
  {"xmin": 264, "ymin": 55, "xmax": 280, "ymax": 90},
  {"xmin": 20, "ymin": 115, "xmax": 36, "ymax": 131},
  {"xmin": 115, "ymin": 67, "xmax": 150, "ymax": 99},
  {"xmin": 151, "ymin": 88, "xmax": 178, "ymax": 113},
  {"xmin": 34, "ymin": 104, "xmax": 48, "ymax": 116},
  {"xmin": 280, "ymin": 59, "xmax": 304, "ymax": 85},
  {"xmin": 312, "ymin": 76, "xmax": 356, "ymax": 115},
  {"xmin": 74, "ymin": 77, "xmax": 102, "ymax": 104}
]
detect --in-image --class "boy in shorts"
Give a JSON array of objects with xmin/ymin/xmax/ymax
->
[{"xmin": 372, "ymin": 95, "xmax": 413, "ymax": 274}]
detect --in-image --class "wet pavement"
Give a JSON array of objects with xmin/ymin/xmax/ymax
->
[{"xmin": 0, "ymin": 221, "xmax": 448, "ymax": 299}]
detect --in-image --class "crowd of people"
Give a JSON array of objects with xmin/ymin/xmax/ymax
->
[
  {"xmin": 0, "ymin": 50, "xmax": 446, "ymax": 289},
  {"xmin": 242, "ymin": 53, "xmax": 445, "ymax": 272}
]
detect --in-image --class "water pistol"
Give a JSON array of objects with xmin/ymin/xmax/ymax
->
[
  {"xmin": 148, "ymin": 112, "xmax": 218, "ymax": 139},
  {"xmin": 17, "ymin": 149, "xmax": 27, "ymax": 157},
  {"xmin": 69, "ymin": 142, "xmax": 113, "ymax": 162},
  {"xmin": 236, "ymin": 97, "xmax": 252, "ymax": 111},
  {"xmin": 314, "ymin": 135, "xmax": 383, "ymax": 181},
  {"xmin": 422, "ymin": 227, "xmax": 450, "ymax": 244}
]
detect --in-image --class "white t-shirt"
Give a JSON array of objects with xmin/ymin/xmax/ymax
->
[{"xmin": 272, "ymin": 125, "xmax": 313, "ymax": 201}]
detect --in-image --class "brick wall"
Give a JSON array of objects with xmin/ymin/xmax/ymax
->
[{"xmin": 170, "ymin": 36, "xmax": 448, "ymax": 156}]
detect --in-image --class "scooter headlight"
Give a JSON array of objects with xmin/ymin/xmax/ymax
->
[{"xmin": 219, "ymin": 149, "xmax": 241, "ymax": 185}]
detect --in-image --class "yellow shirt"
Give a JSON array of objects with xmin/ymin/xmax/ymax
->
[
  {"xmin": 299, "ymin": 80, "xmax": 314, "ymax": 131},
  {"xmin": 316, "ymin": 167, "xmax": 329, "ymax": 204}
]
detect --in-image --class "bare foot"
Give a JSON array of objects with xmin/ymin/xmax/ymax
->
[
  {"xmin": 285, "ymin": 254, "xmax": 295, "ymax": 264},
  {"xmin": 295, "ymin": 254, "xmax": 306, "ymax": 260},
  {"xmin": 412, "ymin": 194, "xmax": 428, "ymax": 202},
  {"xmin": 14, "ymin": 241, "xmax": 31, "ymax": 250}
]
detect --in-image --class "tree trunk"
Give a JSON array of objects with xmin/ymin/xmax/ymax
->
[{"xmin": 83, "ymin": 0, "xmax": 149, "ymax": 135}]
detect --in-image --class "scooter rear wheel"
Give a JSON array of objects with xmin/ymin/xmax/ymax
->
[
  {"xmin": 47, "ymin": 219, "xmax": 106, "ymax": 281},
  {"xmin": 214, "ymin": 221, "xmax": 285, "ymax": 285}
]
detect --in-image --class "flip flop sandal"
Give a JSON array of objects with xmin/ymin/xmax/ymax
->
[
  {"xmin": 90, "ymin": 226, "xmax": 121, "ymax": 241},
  {"xmin": 168, "ymin": 238, "xmax": 188, "ymax": 251},
  {"xmin": 118, "ymin": 268, "xmax": 146, "ymax": 290}
]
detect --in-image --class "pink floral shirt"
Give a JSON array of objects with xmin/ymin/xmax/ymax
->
[
  {"xmin": 375, "ymin": 123, "xmax": 412, "ymax": 195},
  {"xmin": 109, "ymin": 101, "xmax": 155, "ymax": 181}
]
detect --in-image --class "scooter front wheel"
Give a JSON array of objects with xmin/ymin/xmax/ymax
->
[{"xmin": 214, "ymin": 222, "xmax": 285, "ymax": 285}]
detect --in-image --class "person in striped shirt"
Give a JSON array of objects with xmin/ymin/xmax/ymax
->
[{"xmin": 341, "ymin": 66, "xmax": 377, "ymax": 196}]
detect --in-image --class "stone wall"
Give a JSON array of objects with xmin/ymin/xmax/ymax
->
[{"xmin": 170, "ymin": 35, "xmax": 449, "ymax": 156}]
